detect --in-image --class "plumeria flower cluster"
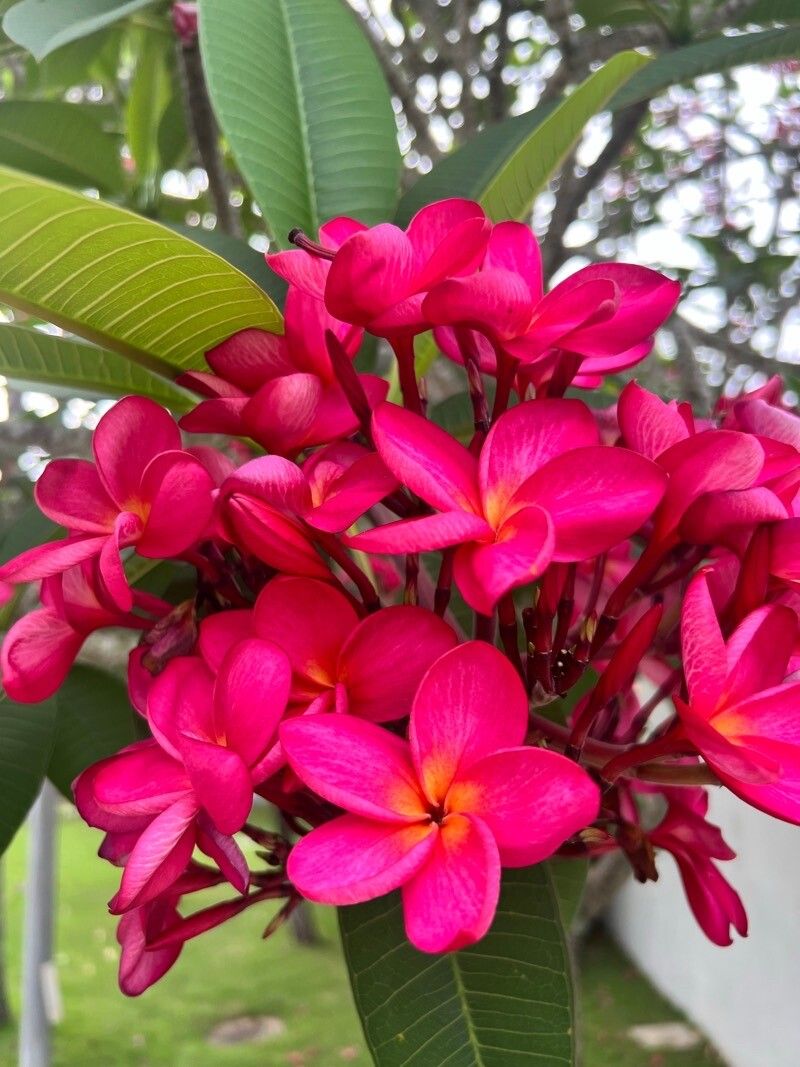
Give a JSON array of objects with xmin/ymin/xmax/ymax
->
[{"xmin": 3, "ymin": 198, "xmax": 799, "ymax": 994}]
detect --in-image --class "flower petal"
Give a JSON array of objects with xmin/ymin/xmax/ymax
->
[
  {"xmin": 351, "ymin": 509, "xmax": 492, "ymax": 555},
  {"xmin": 447, "ymin": 747, "xmax": 600, "ymax": 866},
  {"xmin": 197, "ymin": 610, "xmax": 254, "ymax": 672},
  {"xmin": 681, "ymin": 573, "xmax": 727, "ymax": 716},
  {"xmin": 453, "ymin": 506, "xmax": 554, "ymax": 615},
  {"xmin": 1, "ymin": 609, "xmax": 83, "ymax": 703},
  {"xmin": 338, "ymin": 606, "xmax": 458, "ymax": 721},
  {"xmin": 402, "ymin": 812, "xmax": 500, "ymax": 953},
  {"xmin": 180, "ymin": 738, "xmax": 253, "ymax": 835},
  {"xmin": 723, "ymin": 604, "xmax": 797, "ymax": 706},
  {"xmin": 137, "ymin": 453, "xmax": 215, "ymax": 557},
  {"xmin": 372, "ymin": 402, "xmax": 481, "ymax": 513},
  {"xmin": 287, "ymin": 814, "xmax": 437, "ymax": 905},
  {"xmin": 617, "ymin": 381, "xmax": 692, "ymax": 460},
  {"xmin": 479, "ymin": 399, "xmax": 598, "ymax": 526},
  {"xmin": 410, "ymin": 642, "xmax": 529, "ymax": 805},
  {"xmin": 35, "ymin": 459, "xmax": 117, "ymax": 533},
  {"xmin": 111, "ymin": 796, "xmax": 198, "ymax": 913},
  {"xmin": 514, "ymin": 446, "xmax": 666, "ymax": 561},
  {"xmin": 280, "ymin": 714, "xmax": 428, "ymax": 822},
  {"xmin": 213, "ymin": 638, "xmax": 291, "ymax": 765},
  {"xmin": 93, "ymin": 397, "xmax": 181, "ymax": 510}
]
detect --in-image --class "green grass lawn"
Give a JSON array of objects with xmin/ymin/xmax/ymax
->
[{"xmin": 0, "ymin": 807, "xmax": 724, "ymax": 1066}]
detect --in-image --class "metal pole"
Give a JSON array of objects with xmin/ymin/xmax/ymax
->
[{"xmin": 18, "ymin": 782, "xmax": 58, "ymax": 1067}]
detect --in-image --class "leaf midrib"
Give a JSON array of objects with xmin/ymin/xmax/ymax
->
[{"xmin": 275, "ymin": 0, "xmax": 319, "ymax": 236}]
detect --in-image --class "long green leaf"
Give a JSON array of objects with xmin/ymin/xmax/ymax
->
[
  {"xmin": 480, "ymin": 51, "xmax": 650, "ymax": 222},
  {"xmin": 0, "ymin": 166, "xmax": 281, "ymax": 378},
  {"xmin": 198, "ymin": 0, "xmax": 401, "ymax": 246},
  {"xmin": 611, "ymin": 27, "xmax": 800, "ymax": 109},
  {"xmin": 126, "ymin": 26, "xmax": 173, "ymax": 184},
  {"xmin": 0, "ymin": 689, "xmax": 58, "ymax": 855},
  {"xmin": 340, "ymin": 866, "xmax": 575, "ymax": 1066},
  {"xmin": 3, "ymin": 0, "xmax": 155, "ymax": 59},
  {"xmin": 0, "ymin": 101, "xmax": 123, "ymax": 192},
  {"xmin": 49, "ymin": 665, "xmax": 140, "ymax": 797},
  {"xmin": 0, "ymin": 324, "xmax": 194, "ymax": 408},
  {"xmin": 168, "ymin": 224, "xmax": 288, "ymax": 305},
  {"xmin": 736, "ymin": 1, "xmax": 800, "ymax": 23},
  {"xmin": 575, "ymin": 0, "xmax": 659, "ymax": 29}
]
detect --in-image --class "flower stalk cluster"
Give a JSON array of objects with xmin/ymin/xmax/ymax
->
[{"xmin": 3, "ymin": 199, "xmax": 799, "ymax": 991}]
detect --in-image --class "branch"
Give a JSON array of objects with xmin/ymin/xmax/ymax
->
[{"xmin": 179, "ymin": 41, "xmax": 242, "ymax": 237}]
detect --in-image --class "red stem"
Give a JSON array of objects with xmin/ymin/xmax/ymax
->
[{"xmin": 391, "ymin": 334, "xmax": 423, "ymax": 415}]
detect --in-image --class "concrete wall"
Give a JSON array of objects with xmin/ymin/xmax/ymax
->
[{"xmin": 608, "ymin": 789, "xmax": 800, "ymax": 1067}]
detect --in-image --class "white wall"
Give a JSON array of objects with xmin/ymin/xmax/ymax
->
[{"xmin": 608, "ymin": 789, "xmax": 800, "ymax": 1067}]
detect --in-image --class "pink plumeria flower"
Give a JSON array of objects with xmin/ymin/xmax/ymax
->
[
  {"xmin": 351, "ymin": 399, "xmax": 666, "ymax": 614},
  {"xmin": 217, "ymin": 448, "xmax": 396, "ymax": 575},
  {"xmin": 179, "ymin": 289, "xmax": 388, "ymax": 457},
  {"xmin": 269, "ymin": 200, "xmax": 490, "ymax": 337},
  {"xmin": 676, "ymin": 571, "xmax": 800, "ymax": 823},
  {"xmin": 76, "ymin": 637, "xmax": 291, "ymax": 911},
  {"xmin": 0, "ymin": 397, "xmax": 215, "ymax": 611},
  {"xmin": 424, "ymin": 221, "xmax": 680, "ymax": 364},
  {"xmin": 1, "ymin": 559, "xmax": 169, "ymax": 703},
  {"xmin": 254, "ymin": 576, "xmax": 457, "ymax": 719},
  {"xmin": 281, "ymin": 642, "xmax": 599, "ymax": 953},
  {"xmin": 618, "ymin": 381, "xmax": 784, "ymax": 549}
]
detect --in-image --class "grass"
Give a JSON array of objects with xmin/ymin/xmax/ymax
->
[{"xmin": 0, "ymin": 808, "xmax": 724, "ymax": 1066}]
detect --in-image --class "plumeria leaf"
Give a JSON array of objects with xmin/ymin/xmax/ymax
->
[
  {"xmin": 0, "ymin": 101, "xmax": 123, "ymax": 192},
  {"xmin": 0, "ymin": 506, "xmax": 58, "ymax": 567},
  {"xmin": 575, "ymin": 0, "xmax": 662, "ymax": 29},
  {"xmin": 167, "ymin": 225, "xmax": 288, "ymax": 305},
  {"xmin": 3, "ymin": 0, "xmax": 155, "ymax": 59},
  {"xmin": 0, "ymin": 688, "xmax": 58, "ymax": 855},
  {"xmin": 398, "ymin": 51, "xmax": 649, "ymax": 226},
  {"xmin": 548, "ymin": 858, "xmax": 589, "ymax": 929},
  {"xmin": 0, "ymin": 324, "xmax": 194, "ymax": 409},
  {"xmin": 198, "ymin": 0, "xmax": 401, "ymax": 246},
  {"xmin": 0, "ymin": 166, "xmax": 281, "ymax": 378},
  {"xmin": 126, "ymin": 26, "xmax": 173, "ymax": 184},
  {"xmin": 735, "ymin": 1, "xmax": 800, "ymax": 22},
  {"xmin": 611, "ymin": 28, "xmax": 800, "ymax": 109},
  {"xmin": 340, "ymin": 865, "xmax": 576, "ymax": 1065},
  {"xmin": 49, "ymin": 665, "xmax": 142, "ymax": 797}
]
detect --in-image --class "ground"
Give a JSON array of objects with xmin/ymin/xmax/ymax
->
[{"xmin": 0, "ymin": 807, "xmax": 724, "ymax": 1067}]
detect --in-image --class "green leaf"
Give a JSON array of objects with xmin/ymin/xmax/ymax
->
[
  {"xmin": 548, "ymin": 859, "xmax": 589, "ymax": 929},
  {"xmin": 168, "ymin": 224, "xmax": 288, "ymax": 305},
  {"xmin": 157, "ymin": 86, "xmax": 190, "ymax": 172},
  {"xmin": 611, "ymin": 27, "xmax": 800, "ymax": 109},
  {"xmin": 0, "ymin": 323, "xmax": 194, "ymax": 408},
  {"xmin": 0, "ymin": 100, "xmax": 122, "ymax": 192},
  {"xmin": 0, "ymin": 689, "xmax": 58, "ymax": 855},
  {"xmin": 576, "ymin": 0, "xmax": 659, "ymax": 28},
  {"xmin": 3, "ymin": 0, "xmax": 156, "ymax": 60},
  {"xmin": 0, "ymin": 165, "xmax": 281, "ymax": 378},
  {"xmin": 340, "ymin": 865, "xmax": 575, "ymax": 1066},
  {"xmin": 480, "ymin": 51, "xmax": 651, "ymax": 222},
  {"xmin": 126, "ymin": 26, "xmax": 173, "ymax": 184},
  {"xmin": 49, "ymin": 665, "xmax": 140, "ymax": 797},
  {"xmin": 198, "ymin": 0, "xmax": 401, "ymax": 246}
]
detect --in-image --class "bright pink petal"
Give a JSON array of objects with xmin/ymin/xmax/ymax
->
[
  {"xmin": 422, "ymin": 269, "xmax": 533, "ymax": 338},
  {"xmin": 222, "ymin": 497, "xmax": 329, "ymax": 579},
  {"xmin": 723, "ymin": 604, "xmax": 797, "ymax": 706},
  {"xmin": 406, "ymin": 199, "xmax": 489, "ymax": 287},
  {"xmin": 243, "ymin": 373, "xmax": 323, "ymax": 456},
  {"xmin": 733, "ymin": 397, "xmax": 800, "ymax": 451},
  {"xmin": 479, "ymin": 399, "xmax": 598, "ymax": 526},
  {"xmin": 350, "ymin": 511, "xmax": 492, "ymax": 554},
  {"xmin": 137, "ymin": 453, "xmax": 215, "ymax": 557},
  {"xmin": 402, "ymin": 812, "xmax": 500, "ymax": 953},
  {"xmin": 484, "ymin": 221, "xmax": 542, "ymax": 298},
  {"xmin": 89, "ymin": 743, "xmax": 192, "ymax": 820},
  {"xmin": 372, "ymin": 402, "xmax": 481, "ymax": 513},
  {"xmin": 669, "ymin": 852, "xmax": 748, "ymax": 947},
  {"xmin": 180, "ymin": 737, "xmax": 253, "ymax": 835},
  {"xmin": 280, "ymin": 715, "xmax": 427, "ymax": 823},
  {"xmin": 117, "ymin": 904, "xmax": 182, "ymax": 996},
  {"xmin": 1, "ymin": 609, "xmax": 83, "ymax": 702},
  {"xmin": 206, "ymin": 327, "xmax": 295, "ymax": 389},
  {"xmin": 304, "ymin": 447, "xmax": 399, "ymax": 533},
  {"xmin": 453, "ymin": 506, "xmax": 554, "ymax": 615},
  {"xmin": 213, "ymin": 638, "xmax": 291, "ymax": 765},
  {"xmin": 514, "ymin": 446, "xmax": 666, "ymax": 560},
  {"xmin": 338, "ymin": 606, "xmax": 458, "ymax": 722},
  {"xmin": 34, "ymin": 459, "xmax": 117, "ymax": 533},
  {"xmin": 93, "ymin": 397, "xmax": 181, "ymax": 510},
  {"xmin": 617, "ymin": 381, "xmax": 692, "ymax": 460},
  {"xmin": 147, "ymin": 657, "xmax": 216, "ymax": 759},
  {"xmin": 197, "ymin": 818, "xmax": 250, "ymax": 893},
  {"xmin": 448, "ymin": 747, "xmax": 600, "ymax": 866},
  {"xmin": 221, "ymin": 454, "xmax": 311, "ymax": 513},
  {"xmin": 0, "ymin": 535, "xmax": 108, "ymax": 585},
  {"xmin": 111, "ymin": 796, "xmax": 198, "ymax": 913},
  {"xmin": 179, "ymin": 397, "xmax": 249, "ymax": 437},
  {"xmin": 680, "ymin": 487, "xmax": 787, "ymax": 547},
  {"xmin": 325, "ymin": 224, "xmax": 417, "ymax": 325},
  {"xmin": 410, "ymin": 642, "xmax": 529, "ymax": 805},
  {"xmin": 197, "ymin": 610, "xmax": 254, "ymax": 672},
  {"xmin": 254, "ymin": 576, "xmax": 357, "ymax": 693},
  {"xmin": 287, "ymin": 815, "xmax": 437, "ymax": 905},
  {"xmin": 681, "ymin": 573, "xmax": 727, "ymax": 716},
  {"xmin": 771, "ymin": 518, "xmax": 800, "ymax": 582}
]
